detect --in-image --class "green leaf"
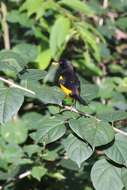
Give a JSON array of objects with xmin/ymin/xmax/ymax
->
[
  {"xmin": 21, "ymin": 0, "xmax": 43, "ymax": 16},
  {"xmin": 88, "ymin": 102, "xmax": 113, "ymax": 114},
  {"xmin": 43, "ymin": 150, "xmax": 58, "ymax": 161},
  {"xmin": 116, "ymin": 17, "xmax": 127, "ymax": 30},
  {"xmin": 111, "ymin": 91, "xmax": 127, "ymax": 111},
  {"xmin": 104, "ymin": 134, "xmax": 127, "ymax": 166},
  {"xmin": 81, "ymin": 84, "xmax": 99, "ymax": 102},
  {"xmin": 61, "ymin": 110, "xmax": 79, "ymax": 120},
  {"xmin": 60, "ymin": 159, "xmax": 80, "ymax": 171},
  {"xmin": 98, "ymin": 78, "xmax": 115, "ymax": 99},
  {"xmin": 110, "ymin": 0, "xmax": 127, "ymax": 11},
  {"xmin": 1, "ymin": 120, "xmax": 28, "ymax": 144},
  {"xmin": 98, "ymin": 111, "xmax": 127, "ymax": 122},
  {"xmin": 84, "ymin": 187, "xmax": 93, "ymax": 190},
  {"xmin": 121, "ymin": 168, "xmax": 127, "ymax": 190},
  {"xmin": 0, "ymin": 165, "xmax": 20, "ymax": 181},
  {"xmin": 49, "ymin": 172, "xmax": 65, "ymax": 180},
  {"xmin": 83, "ymin": 51, "xmax": 103, "ymax": 76},
  {"xmin": 48, "ymin": 105, "xmax": 60, "ymax": 115},
  {"xmin": 27, "ymin": 81, "xmax": 64, "ymax": 105},
  {"xmin": 0, "ymin": 87, "xmax": 24, "ymax": 123},
  {"xmin": 35, "ymin": 1, "xmax": 58, "ymax": 19},
  {"xmin": 63, "ymin": 134, "xmax": 93, "ymax": 167},
  {"xmin": 60, "ymin": 0, "xmax": 94, "ymax": 16},
  {"xmin": 77, "ymin": 24, "xmax": 101, "ymax": 62},
  {"xmin": 0, "ymin": 143, "xmax": 23, "ymax": 163},
  {"xmin": 31, "ymin": 166, "xmax": 47, "ymax": 181},
  {"xmin": 36, "ymin": 49, "xmax": 51, "ymax": 70},
  {"xmin": 17, "ymin": 158, "xmax": 33, "ymax": 165},
  {"xmin": 50, "ymin": 16, "xmax": 70, "ymax": 60},
  {"xmin": 13, "ymin": 43, "xmax": 38, "ymax": 63},
  {"xmin": 30, "ymin": 115, "xmax": 66, "ymax": 144},
  {"xmin": 43, "ymin": 62, "xmax": 59, "ymax": 83},
  {"xmin": 100, "ymin": 43, "xmax": 111, "ymax": 58},
  {"xmin": 88, "ymin": 1, "xmax": 104, "ymax": 15},
  {"xmin": 19, "ymin": 69, "xmax": 47, "ymax": 80},
  {"xmin": 22, "ymin": 112, "xmax": 43, "ymax": 130},
  {"xmin": 23, "ymin": 145, "xmax": 42, "ymax": 157},
  {"xmin": 0, "ymin": 50, "xmax": 26, "ymax": 74},
  {"xmin": 7, "ymin": 10, "xmax": 33, "ymax": 27},
  {"xmin": 37, "ymin": 86, "xmax": 64, "ymax": 105},
  {"xmin": 91, "ymin": 159, "xmax": 124, "ymax": 190},
  {"xmin": 69, "ymin": 118, "xmax": 114, "ymax": 147}
]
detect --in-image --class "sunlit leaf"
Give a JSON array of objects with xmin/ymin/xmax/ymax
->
[
  {"xmin": 26, "ymin": 80, "xmax": 64, "ymax": 105},
  {"xmin": 30, "ymin": 115, "xmax": 66, "ymax": 144},
  {"xmin": 83, "ymin": 51, "xmax": 103, "ymax": 76},
  {"xmin": 60, "ymin": 159, "xmax": 79, "ymax": 171},
  {"xmin": 63, "ymin": 134, "xmax": 93, "ymax": 167},
  {"xmin": 36, "ymin": 49, "xmax": 51, "ymax": 70},
  {"xmin": 81, "ymin": 84, "xmax": 99, "ymax": 102},
  {"xmin": 60, "ymin": 0, "xmax": 94, "ymax": 16},
  {"xmin": 21, "ymin": 0, "xmax": 43, "ymax": 16},
  {"xmin": 19, "ymin": 69, "xmax": 47, "ymax": 80},
  {"xmin": 43, "ymin": 150, "xmax": 58, "ymax": 161},
  {"xmin": 0, "ymin": 50, "xmax": 26, "ymax": 74},
  {"xmin": 98, "ymin": 78, "xmax": 115, "ymax": 98},
  {"xmin": 105, "ymin": 134, "xmax": 127, "ymax": 166},
  {"xmin": 7, "ymin": 10, "xmax": 33, "ymax": 27},
  {"xmin": 77, "ymin": 24, "xmax": 101, "ymax": 62},
  {"xmin": 50, "ymin": 16, "xmax": 71, "ymax": 60},
  {"xmin": 122, "ymin": 168, "xmax": 127, "ymax": 190},
  {"xmin": 31, "ymin": 166, "xmax": 47, "ymax": 181},
  {"xmin": 0, "ymin": 87, "xmax": 24, "ymax": 123},
  {"xmin": 98, "ymin": 110, "xmax": 127, "ymax": 122},
  {"xmin": 0, "ymin": 143, "xmax": 23, "ymax": 163},
  {"xmin": 69, "ymin": 117, "xmax": 114, "ymax": 147},
  {"xmin": 91, "ymin": 159, "xmax": 124, "ymax": 190},
  {"xmin": 23, "ymin": 144, "xmax": 42, "ymax": 157},
  {"xmin": 13, "ymin": 43, "xmax": 38, "ymax": 63},
  {"xmin": 1, "ymin": 120, "xmax": 28, "ymax": 144}
]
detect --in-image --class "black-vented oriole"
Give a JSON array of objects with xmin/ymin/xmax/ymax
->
[{"xmin": 58, "ymin": 59, "xmax": 86, "ymax": 105}]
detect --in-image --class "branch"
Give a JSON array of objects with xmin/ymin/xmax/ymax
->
[
  {"xmin": 64, "ymin": 105, "xmax": 100, "ymax": 121},
  {"xmin": 18, "ymin": 171, "xmax": 31, "ymax": 179},
  {"xmin": 0, "ymin": 76, "xmax": 36, "ymax": 95},
  {"xmin": 1, "ymin": 76, "xmax": 126, "ymax": 136},
  {"xmin": 113, "ymin": 127, "xmax": 127, "ymax": 137},
  {"xmin": 0, "ymin": 171, "xmax": 31, "ymax": 190},
  {"xmin": 63, "ymin": 105, "xmax": 127, "ymax": 137},
  {"xmin": 1, "ymin": 2, "xmax": 10, "ymax": 49}
]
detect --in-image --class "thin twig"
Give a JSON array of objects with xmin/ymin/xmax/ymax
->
[
  {"xmin": 0, "ymin": 76, "xmax": 36, "ymax": 95},
  {"xmin": 64, "ymin": 105, "xmax": 100, "ymax": 121},
  {"xmin": 113, "ymin": 127, "xmax": 127, "ymax": 137},
  {"xmin": 0, "ymin": 76, "xmax": 126, "ymax": 136},
  {"xmin": 19, "ymin": 171, "xmax": 31, "ymax": 179},
  {"xmin": 0, "ymin": 170, "xmax": 31, "ymax": 190},
  {"xmin": 63, "ymin": 106, "xmax": 127, "ymax": 137},
  {"xmin": 1, "ymin": 2, "xmax": 10, "ymax": 49}
]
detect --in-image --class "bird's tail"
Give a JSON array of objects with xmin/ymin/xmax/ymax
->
[{"xmin": 73, "ymin": 94, "xmax": 87, "ymax": 105}]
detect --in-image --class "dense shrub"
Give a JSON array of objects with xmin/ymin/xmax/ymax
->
[{"xmin": 0, "ymin": 0, "xmax": 127, "ymax": 190}]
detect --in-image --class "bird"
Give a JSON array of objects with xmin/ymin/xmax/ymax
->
[{"xmin": 58, "ymin": 59, "xmax": 86, "ymax": 105}]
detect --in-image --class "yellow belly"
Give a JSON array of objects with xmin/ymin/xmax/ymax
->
[{"xmin": 60, "ymin": 84, "xmax": 72, "ymax": 96}]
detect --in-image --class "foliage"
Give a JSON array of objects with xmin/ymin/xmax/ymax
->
[{"xmin": 0, "ymin": 0, "xmax": 127, "ymax": 190}]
